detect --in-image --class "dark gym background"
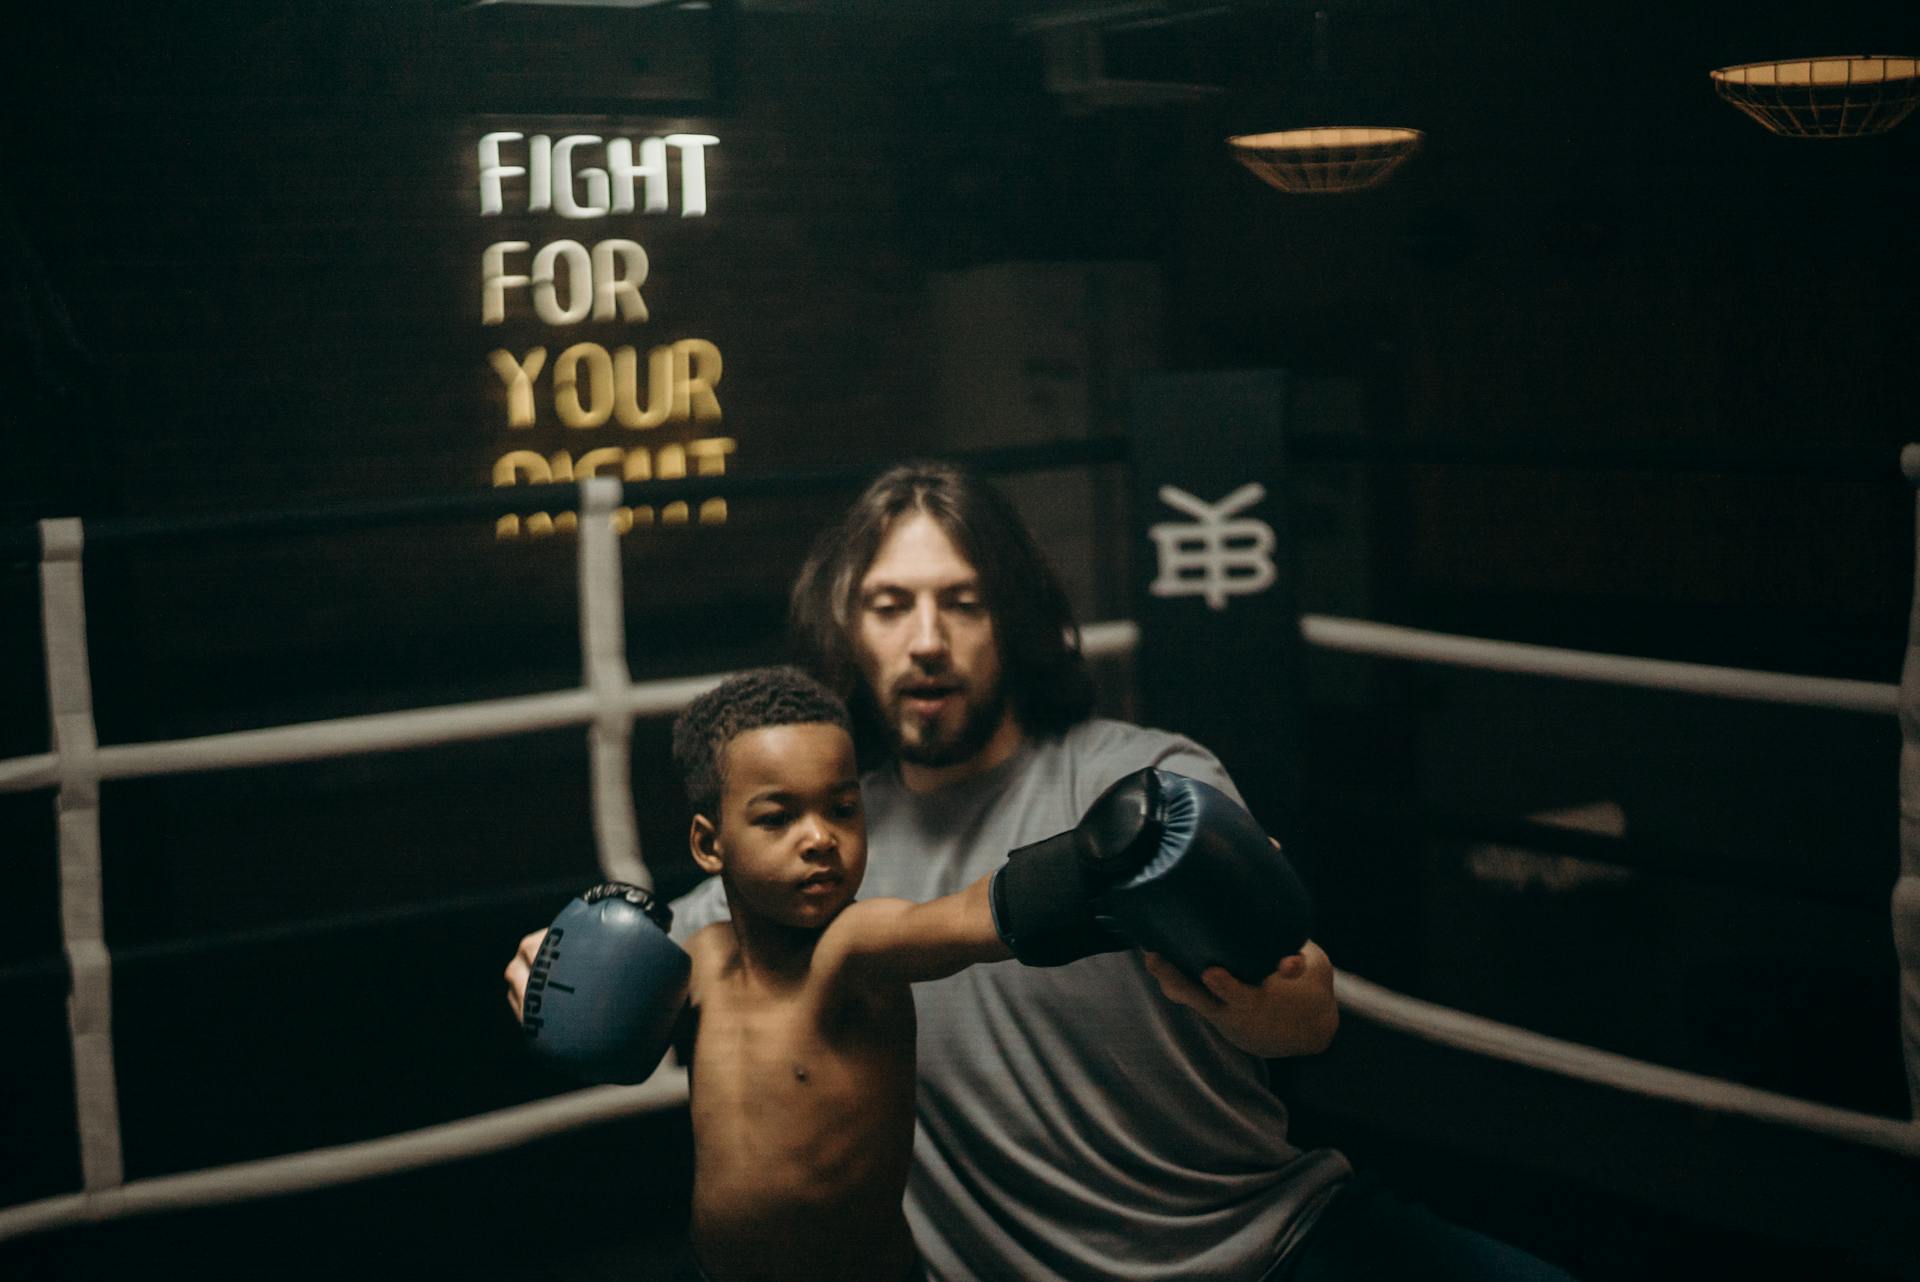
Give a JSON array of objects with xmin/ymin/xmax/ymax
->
[{"xmin": 2, "ymin": 2, "xmax": 1915, "ymax": 1279}]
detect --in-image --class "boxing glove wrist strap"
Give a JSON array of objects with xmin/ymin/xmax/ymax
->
[
  {"xmin": 990, "ymin": 832, "xmax": 1125, "ymax": 967},
  {"xmin": 582, "ymin": 880, "xmax": 674, "ymax": 931}
]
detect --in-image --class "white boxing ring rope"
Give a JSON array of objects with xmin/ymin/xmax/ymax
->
[
  {"xmin": 1301, "ymin": 616, "xmax": 1899, "ymax": 717},
  {"xmin": 2, "ymin": 477, "xmax": 1915, "ymax": 1246},
  {"xmin": 0, "ymin": 1074, "xmax": 691, "ymax": 1240},
  {"xmin": 1334, "ymin": 973, "xmax": 1920, "ymax": 1157},
  {"xmin": 2, "ymin": 616, "xmax": 1889, "ymax": 795}
]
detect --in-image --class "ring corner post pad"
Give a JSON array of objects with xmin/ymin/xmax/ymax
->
[
  {"xmin": 520, "ymin": 882, "xmax": 692, "ymax": 1086},
  {"xmin": 1126, "ymin": 370, "xmax": 1305, "ymax": 848}
]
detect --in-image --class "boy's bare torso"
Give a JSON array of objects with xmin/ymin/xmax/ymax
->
[{"xmin": 685, "ymin": 915, "xmax": 921, "ymax": 1282}]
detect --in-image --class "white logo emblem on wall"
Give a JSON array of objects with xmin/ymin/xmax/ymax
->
[{"xmin": 1147, "ymin": 484, "xmax": 1277, "ymax": 610}]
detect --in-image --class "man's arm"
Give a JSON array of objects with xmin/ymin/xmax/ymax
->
[
  {"xmin": 1130, "ymin": 742, "xmax": 1337, "ymax": 1057},
  {"xmin": 1135, "ymin": 823, "xmax": 1336, "ymax": 1058},
  {"xmin": 820, "ymin": 875, "xmax": 1010, "ymax": 985},
  {"xmin": 1143, "ymin": 939, "xmax": 1338, "ymax": 1058},
  {"xmin": 1057, "ymin": 745, "xmax": 1335, "ymax": 1058}
]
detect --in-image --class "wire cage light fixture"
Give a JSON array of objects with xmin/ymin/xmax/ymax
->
[
  {"xmin": 1710, "ymin": 55, "xmax": 1920, "ymax": 138},
  {"xmin": 1226, "ymin": 7, "xmax": 1423, "ymax": 196},
  {"xmin": 1228, "ymin": 126, "xmax": 1424, "ymax": 195}
]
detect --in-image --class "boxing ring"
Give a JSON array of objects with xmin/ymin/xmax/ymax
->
[{"xmin": 3, "ymin": 441, "xmax": 1918, "ymax": 1250}]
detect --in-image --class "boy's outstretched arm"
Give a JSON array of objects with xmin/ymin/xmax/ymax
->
[{"xmin": 822, "ymin": 876, "xmax": 1010, "ymax": 985}]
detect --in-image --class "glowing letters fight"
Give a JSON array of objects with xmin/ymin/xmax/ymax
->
[{"xmin": 478, "ymin": 130, "xmax": 731, "ymax": 538}]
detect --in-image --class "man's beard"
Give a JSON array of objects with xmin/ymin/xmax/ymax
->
[{"xmin": 888, "ymin": 681, "xmax": 1010, "ymax": 768}]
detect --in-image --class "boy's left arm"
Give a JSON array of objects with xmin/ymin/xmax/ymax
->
[{"xmin": 820, "ymin": 876, "xmax": 1010, "ymax": 985}]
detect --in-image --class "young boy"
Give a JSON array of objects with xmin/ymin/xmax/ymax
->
[{"xmin": 667, "ymin": 665, "xmax": 1010, "ymax": 1282}]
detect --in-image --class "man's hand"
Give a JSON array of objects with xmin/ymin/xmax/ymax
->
[
  {"xmin": 502, "ymin": 927, "xmax": 547, "ymax": 1022},
  {"xmin": 1142, "ymin": 940, "xmax": 1338, "ymax": 1059}
]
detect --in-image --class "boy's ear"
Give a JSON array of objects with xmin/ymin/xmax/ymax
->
[{"xmin": 689, "ymin": 813, "xmax": 724, "ymax": 874}]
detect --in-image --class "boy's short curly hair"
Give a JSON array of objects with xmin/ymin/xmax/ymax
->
[{"xmin": 671, "ymin": 665, "xmax": 852, "ymax": 819}]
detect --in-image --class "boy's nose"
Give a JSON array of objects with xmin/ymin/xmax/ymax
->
[{"xmin": 797, "ymin": 816, "xmax": 838, "ymax": 855}]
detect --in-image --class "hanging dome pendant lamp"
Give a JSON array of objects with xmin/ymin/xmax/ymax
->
[
  {"xmin": 1228, "ymin": 8, "xmax": 1423, "ymax": 196},
  {"xmin": 1228, "ymin": 125, "xmax": 1423, "ymax": 194},
  {"xmin": 1710, "ymin": 54, "xmax": 1920, "ymax": 138}
]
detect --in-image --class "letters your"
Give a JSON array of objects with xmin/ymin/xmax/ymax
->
[{"xmin": 479, "ymin": 132, "xmax": 718, "ymax": 219}]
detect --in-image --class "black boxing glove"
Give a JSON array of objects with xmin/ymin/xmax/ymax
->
[
  {"xmin": 989, "ymin": 768, "xmax": 1312, "ymax": 983},
  {"xmin": 521, "ymin": 882, "xmax": 691, "ymax": 1086},
  {"xmin": 985, "ymin": 770, "xmax": 1155, "ymax": 966}
]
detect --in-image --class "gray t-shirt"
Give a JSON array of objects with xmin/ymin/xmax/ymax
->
[{"xmin": 671, "ymin": 718, "xmax": 1350, "ymax": 1281}]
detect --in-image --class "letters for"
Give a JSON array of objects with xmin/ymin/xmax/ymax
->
[{"xmin": 482, "ymin": 239, "xmax": 649, "ymax": 326}]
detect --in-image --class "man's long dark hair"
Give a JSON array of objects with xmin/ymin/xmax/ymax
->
[{"xmin": 788, "ymin": 461, "xmax": 1095, "ymax": 759}]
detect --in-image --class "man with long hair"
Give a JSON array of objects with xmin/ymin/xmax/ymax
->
[{"xmin": 508, "ymin": 460, "xmax": 1575, "ymax": 1281}]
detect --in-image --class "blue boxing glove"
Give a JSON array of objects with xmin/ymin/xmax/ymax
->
[
  {"xmin": 989, "ymin": 768, "xmax": 1312, "ymax": 984},
  {"xmin": 520, "ymin": 882, "xmax": 691, "ymax": 1085}
]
